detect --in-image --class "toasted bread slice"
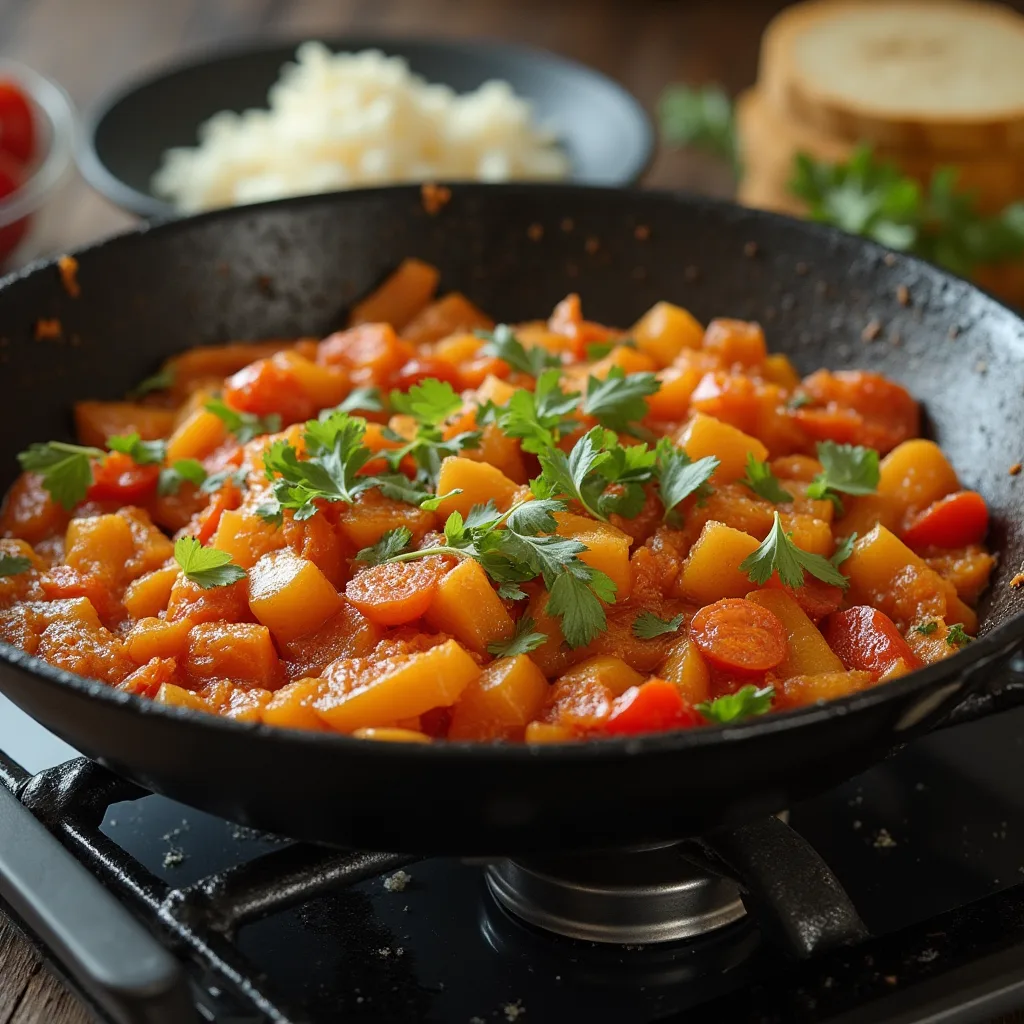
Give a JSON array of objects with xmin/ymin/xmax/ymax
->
[
  {"xmin": 737, "ymin": 88, "xmax": 1024, "ymax": 213},
  {"xmin": 759, "ymin": 0, "xmax": 1024, "ymax": 154}
]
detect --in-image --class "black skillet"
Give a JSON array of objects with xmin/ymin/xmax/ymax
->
[{"xmin": 1, "ymin": 185, "xmax": 1023, "ymax": 857}]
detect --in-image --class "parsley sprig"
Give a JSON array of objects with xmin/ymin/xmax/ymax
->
[
  {"xmin": 487, "ymin": 616, "xmax": 548, "ymax": 657},
  {"xmin": 0, "ymin": 553, "xmax": 31, "ymax": 577},
  {"xmin": 174, "ymin": 536, "xmax": 246, "ymax": 589},
  {"xmin": 127, "ymin": 367, "xmax": 175, "ymax": 400},
  {"xmin": 479, "ymin": 369, "xmax": 579, "ymax": 455},
  {"xmin": 740, "ymin": 511, "xmax": 850, "ymax": 589},
  {"xmin": 946, "ymin": 623, "xmax": 974, "ymax": 648},
  {"xmin": 806, "ymin": 442, "xmax": 880, "ymax": 512},
  {"xmin": 583, "ymin": 367, "xmax": 660, "ymax": 437},
  {"xmin": 696, "ymin": 685, "xmax": 774, "ymax": 724},
  {"xmin": 106, "ymin": 433, "xmax": 166, "ymax": 466},
  {"xmin": 740, "ymin": 454, "xmax": 792, "ymax": 504},
  {"xmin": 17, "ymin": 441, "xmax": 104, "ymax": 509},
  {"xmin": 654, "ymin": 439, "xmax": 718, "ymax": 523},
  {"xmin": 158, "ymin": 458, "xmax": 208, "ymax": 496},
  {"xmin": 476, "ymin": 325, "xmax": 562, "ymax": 377},
  {"xmin": 632, "ymin": 611, "xmax": 684, "ymax": 639},
  {"xmin": 205, "ymin": 399, "xmax": 282, "ymax": 444}
]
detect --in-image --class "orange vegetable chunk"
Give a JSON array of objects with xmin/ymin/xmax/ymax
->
[
  {"xmin": 554, "ymin": 512, "xmax": 632, "ymax": 600},
  {"xmin": 689, "ymin": 597, "xmax": 788, "ymax": 674},
  {"xmin": 433, "ymin": 457, "xmax": 520, "ymax": 519},
  {"xmin": 282, "ymin": 602, "xmax": 383, "ymax": 679},
  {"xmin": 262, "ymin": 678, "xmax": 327, "ymax": 732},
  {"xmin": 248, "ymin": 549, "xmax": 344, "ymax": 644},
  {"xmin": 345, "ymin": 557, "xmax": 449, "ymax": 627},
  {"xmin": 775, "ymin": 671, "xmax": 876, "ymax": 709},
  {"xmin": 677, "ymin": 521, "xmax": 761, "ymax": 604},
  {"xmin": 657, "ymin": 636, "xmax": 711, "ymax": 704},
  {"xmin": 349, "ymin": 258, "xmax": 440, "ymax": 329},
  {"xmin": 125, "ymin": 616, "xmax": 193, "ymax": 664},
  {"xmin": 74, "ymin": 402, "xmax": 175, "ymax": 448},
  {"xmin": 745, "ymin": 589, "xmax": 844, "ymax": 677},
  {"xmin": 185, "ymin": 621, "xmax": 283, "ymax": 689},
  {"xmin": 631, "ymin": 301, "xmax": 703, "ymax": 367},
  {"xmin": 423, "ymin": 558, "xmax": 515, "ymax": 653},
  {"xmin": 676, "ymin": 413, "xmax": 769, "ymax": 483},
  {"xmin": 554, "ymin": 655, "xmax": 644, "ymax": 697},
  {"xmin": 448, "ymin": 654, "xmax": 549, "ymax": 740}
]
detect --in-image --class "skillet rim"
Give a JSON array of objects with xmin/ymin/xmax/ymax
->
[{"xmin": 2, "ymin": 182, "xmax": 1023, "ymax": 761}]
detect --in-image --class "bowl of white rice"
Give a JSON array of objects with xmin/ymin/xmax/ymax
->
[{"xmin": 80, "ymin": 37, "xmax": 654, "ymax": 219}]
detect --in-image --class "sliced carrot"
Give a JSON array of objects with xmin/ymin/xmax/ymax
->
[
  {"xmin": 822, "ymin": 606, "xmax": 924, "ymax": 678},
  {"xmin": 902, "ymin": 491, "xmax": 988, "ymax": 551},
  {"xmin": 344, "ymin": 557, "xmax": 450, "ymax": 626},
  {"xmin": 689, "ymin": 598, "xmax": 788, "ymax": 674}
]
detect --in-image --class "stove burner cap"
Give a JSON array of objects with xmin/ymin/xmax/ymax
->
[{"xmin": 485, "ymin": 843, "xmax": 746, "ymax": 945}]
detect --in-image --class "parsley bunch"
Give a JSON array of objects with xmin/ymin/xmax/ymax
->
[
  {"xmin": 205, "ymin": 399, "xmax": 281, "ymax": 444},
  {"xmin": 0, "ymin": 553, "xmax": 31, "ymax": 577},
  {"xmin": 476, "ymin": 325, "xmax": 562, "ymax": 378},
  {"xmin": 479, "ymin": 369, "xmax": 580, "ymax": 455},
  {"xmin": 654, "ymin": 438, "xmax": 718, "ymax": 523},
  {"xmin": 806, "ymin": 441, "xmax": 879, "ymax": 513}
]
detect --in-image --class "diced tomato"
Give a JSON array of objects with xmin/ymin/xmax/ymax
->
[
  {"xmin": 223, "ymin": 358, "xmax": 317, "ymax": 424},
  {"xmin": 192, "ymin": 480, "xmax": 242, "ymax": 546},
  {"xmin": 689, "ymin": 598, "xmax": 788, "ymax": 674},
  {"xmin": 902, "ymin": 491, "xmax": 988, "ymax": 551},
  {"xmin": 0, "ymin": 81, "xmax": 35, "ymax": 164},
  {"xmin": 822, "ymin": 606, "xmax": 924, "ymax": 678},
  {"xmin": 604, "ymin": 679, "xmax": 702, "ymax": 735},
  {"xmin": 86, "ymin": 452, "xmax": 160, "ymax": 504},
  {"xmin": 390, "ymin": 359, "xmax": 462, "ymax": 392}
]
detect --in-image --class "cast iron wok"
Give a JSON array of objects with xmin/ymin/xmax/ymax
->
[{"xmin": 1, "ymin": 185, "xmax": 1023, "ymax": 857}]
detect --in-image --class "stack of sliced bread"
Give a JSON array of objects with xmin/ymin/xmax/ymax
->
[{"xmin": 737, "ymin": 0, "xmax": 1024, "ymax": 300}]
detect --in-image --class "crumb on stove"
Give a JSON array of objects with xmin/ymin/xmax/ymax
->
[
  {"xmin": 1011, "ymin": 573, "xmax": 1024, "ymax": 589},
  {"xmin": 975, "ymin": 361, "xmax": 988, "ymax": 374},
  {"xmin": 57, "ymin": 255, "xmax": 80, "ymax": 298},
  {"xmin": 861, "ymin": 319, "xmax": 882, "ymax": 342},
  {"xmin": 743, "ymin": 240, "xmax": 758, "ymax": 258},
  {"xmin": 34, "ymin": 317, "xmax": 62, "ymax": 341},
  {"xmin": 503, "ymin": 1001, "xmax": 526, "ymax": 1021},
  {"xmin": 949, "ymin": 325, "xmax": 960, "ymax": 340},
  {"xmin": 421, "ymin": 182, "xmax": 451, "ymax": 215},
  {"xmin": 874, "ymin": 828, "xmax": 897, "ymax": 849},
  {"xmin": 162, "ymin": 848, "xmax": 186, "ymax": 868},
  {"xmin": 896, "ymin": 284, "xmax": 910, "ymax": 306},
  {"xmin": 634, "ymin": 224, "xmax": 650, "ymax": 241},
  {"xmin": 1010, "ymin": 463, "xmax": 1022, "ymax": 477},
  {"xmin": 560, "ymin": 217, "xmax": 574, "ymax": 233},
  {"xmin": 383, "ymin": 869, "xmax": 412, "ymax": 892},
  {"xmin": 918, "ymin": 948, "xmax": 939, "ymax": 963},
  {"xmin": 527, "ymin": 223, "xmax": 543, "ymax": 242},
  {"xmin": 584, "ymin": 236, "xmax": 600, "ymax": 255}
]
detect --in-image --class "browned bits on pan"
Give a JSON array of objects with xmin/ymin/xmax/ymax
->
[
  {"xmin": 57, "ymin": 255, "xmax": 79, "ymax": 298},
  {"xmin": 795, "ymin": 261, "xmax": 809, "ymax": 276},
  {"xmin": 634, "ymin": 224, "xmax": 650, "ymax": 241},
  {"xmin": 975, "ymin": 360, "xmax": 988, "ymax": 374},
  {"xmin": 684, "ymin": 265, "xmax": 700, "ymax": 283},
  {"xmin": 896, "ymin": 284, "xmax": 910, "ymax": 307},
  {"xmin": 631, "ymin": 266, "xmax": 647, "ymax": 280},
  {"xmin": 1009, "ymin": 463, "xmax": 1022, "ymax": 477},
  {"xmin": 584, "ymin": 236, "xmax": 600, "ymax": 255},
  {"xmin": 883, "ymin": 253, "xmax": 897, "ymax": 267},
  {"xmin": 256, "ymin": 274, "xmax": 274, "ymax": 297},
  {"xmin": 420, "ymin": 183, "xmax": 451, "ymax": 215},
  {"xmin": 861, "ymin": 319, "xmax": 882, "ymax": 343},
  {"xmin": 34, "ymin": 317, "xmax": 62, "ymax": 341},
  {"xmin": 1011, "ymin": 573, "xmax": 1024, "ymax": 589},
  {"xmin": 743, "ymin": 240, "xmax": 758, "ymax": 258},
  {"xmin": 560, "ymin": 217, "xmax": 574, "ymax": 233},
  {"xmin": 527, "ymin": 223, "xmax": 543, "ymax": 242}
]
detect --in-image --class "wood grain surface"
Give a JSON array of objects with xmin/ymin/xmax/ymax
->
[{"xmin": 0, "ymin": 0, "xmax": 1021, "ymax": 1021}]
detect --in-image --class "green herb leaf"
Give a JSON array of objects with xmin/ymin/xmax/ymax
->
[
  {"xmin": 16, "ymin": 441, "xmax": 104, "ymax": 509},
  {"xmin": 200, "ymin": 468, "xmax": 247, "ymax": 495},
  {"xmin": 498, "ymin": 581, "xmax": 529, "ymax": 601},
  {"xmin": 807, "ymin": 442, "xmax": 880, "ymax": 510},
  {"xmin": 0, "ymin": 553, "xmax": 32, "ymax": 577},
  {"xmin": 546, "ymin": 569, "xmax": 610, "ymax": 649},
  {"xmin": 476, "ymin": 324, "xmax": 562, "ymax": 378},
  {"xmin": 913, "ymin": 621, "xmax": 939, "ymax": 636},
  {"xmin": 536, "ymin": 426, "xmax": 614, "ymax": 522},
  {"xmin": 658, "ymin": 84, "xmax": 736, "ymax": 164},
  {"xmin": 486, "ymin": 369, "xmax": 580, "ymax": 455},
  {"xmin": 787, "ymin": 393, "xmax": 812, "ymax": 410},
  {"xmin": 487, "ymin": 616, "xmax": 548, "ymax": 657},
  {"xmin": 389, "ymin": 378, "xmax": 462, "ymax": 427},
  {"xmin": 740, "ymin": 511, "xmax": 850, "ymax": 589},
  {"xmin": 158, "ymin": 459, "xmax": 208, "ymax": 496},
  {"xmin": 740, "ymin": 453, "xmax": 793, "ymax": 504},
  {"xmin": 127, "ymin": 367, "xmax": 175, "ymax": 400},
  {"xmin": 583, "ymin": 367, "xmax": 660, "ymax": 435},
  {"xmin": 946, "ymin": 623, "xmax": 974, "ymax": 648},
  {"xmin": 330, "ymin": 387, "xmax": 385, "ymax": 415},
  {"xmin": 632, "ymin": 611, "xmax": 685, "ymax": 639},
  {"xmin": 696, "ymin": 685, "xmax": 774, "ymax": 724},
  {"xmin": 355, "ymin": 527, "xmax": 414, "ymax": 567},
  {"xmin": 173, "ymin": 536, "xmax": 246, "ymax": 589},
  {"xmin": 830, "ymin": 533, "xmax": 857, "ymax": 568},
  {"xmin": 205, "ymin": 398, "xmax": 282, "ymax": 445},
  {"xmin": 655, "ymin": 438, "xmax": 718, "ymax": 522},
  {"xmin": 106, "ymin": 432, "xmax": 167, "ymax": 466}
]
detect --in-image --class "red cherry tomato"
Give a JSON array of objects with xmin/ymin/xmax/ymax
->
[
  {"xmin": 85, "ymin": 451, "xmax": 160, "ymax": 504},
  {"xmin": 0, "ymin": 153, "xmax": 29, "ymax": 263},
  {"xmin": 604, "ymin": 679, "xmax": 702, "ymax": 736},
  {"xmin": 902, "ymin": 491, "xmax": 989, "ymax": 551},
  {"xmin": 0, "ymin": 81, "xmax": 34, "ymax": 164}
]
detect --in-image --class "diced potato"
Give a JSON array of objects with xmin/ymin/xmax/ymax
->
[
  {"xmin": 166, "ymin": 341, "xmax": 299, "ymax": 392},
  {"xmin": 282, "ymin": 603, "xmax": 382, "ymax": 679},
  {"xmin": 423, "ymin": 558, "xmax": 515, "ymax": 653},
  {"xmin": 925, "ymin": 546, "xmax": 995, "ymax": 605},
  {"xmin": 588, "ymin": 346, "xmax": 657, "ymax": 379},
  {"xmin": 473, "ymin": 375, "xmax": 518, "ymax": 406},
  {"xmin": 554, "ymin": 655, "xmax": 644, "ymax": 697},
  {"xmin": 702, "ymin": 318, "xmax": 767, "ymax": 367},
  {"xmin": 185, "ymin": 622, "xmax": 282, "ymax": 689},
  {"xmin": 434, "ymin": 457, "xmax": 520, "ymax": 518},
  {"xmin": 775, "ymin": 671, "xmax": 876, "ymax": 709},
  {"xmin": 554, "ymin": 512, "xmax": 632, "ymax": 601},
  {"xmin": 336, "ymin": 490, "xmax": 436, "ymax": 551},
  {"xmin": 524, "ymin": 721, "xmax": 576, "ymax": 743},
  {"xmin": 269, "ymin": 350, "xmax": 350, "ymax": 409},
  {"xmin": 210, "ymin": 510, "xmax": 287, "ymax": 570},
  {"xmin": 74, "ymin": 402, "xmax": 176, "ymax": 448},
  {"xmin": 154, "ymin": 683, "xmax": 210, "ymax": 713},
  {"xmin": 657, "ymin": 636, "xmax": 711, "ymax": 704},
  {"xmin": 223, "ymin": 687, "xmax": 273, "ymax": 722},
  {"xmin": 520, "ymin": 589, "xmax": 576, "ymax": 679},
  {"xmin": 165, "ymin": 407, "xmax": 228, "ymax": 463},
  {"xmin": 676, "ymin": 413, "xmax": 769, "ymax": 483},
  {"xmin": 117, "ymin": 657, "xmax": 179, "ymax": 699},
  {"xmin": 125, "ymin": 616, "xmax": 193, "ymax": 664},
  {"xmin": 435, "ymin": 332, "xmax": 484, "ymax": 365},
  {"xmin": 448, "ymin": 655, "xmax": 549, "ymax": 740},
  {"xmin": 167, "ymin": 576, "xmax": 253, "ymax": 625},
  {"xmin": 761, "ymin": 354, "xmax": 801, "ymax": 390},
  {"xmin": 64, "ymin": 514, "xmax": 136, "ymax": 588},
  {"xmin": 834, "ymin": 493, "xmax": 903, "ymax": 541},
  {"xmin": 402, "ymin": 292, "xmax": 493, "ymax": 345},
  {"xmin": 262, "ymin": 678, "xmax": 327, "ymax": 732},
  {"xmin": 677, "ymin": 521, "xmax": 761, "ymax": 604},
  {"xmin": 0, "ymin": 472, "xmax": 69, "ymax": 545},
  {"xmin": 878, "ymin": 440, "xmax": 960, "ymax": 516},
  {"xmin": 315, "ymin": 639, "xmax": 480, "ymax": 731},
  {"xmin": 779, "ymin": 512, "xmax": 833, "ymax": 557},
  {"xmin": 632, "ymin": 302, "xmax": 704, "ymax": 367},
  {"xmin": 351, "ymin": 727, "xmax": 432, "ymax": 743},
  {"xmin": 248, "ymin": 549, "xmax": 344, "ymax": 644},
  {"xmin": 645, "ymin": 365, "xmax": 705, "ymax": 421},
  {"xmin": 349, "ymin": 258, "xmax": 440, "ymax": 329},
  {"xmin": 746, "ymin": 589, "xmax": 843, "ymax": 677}
]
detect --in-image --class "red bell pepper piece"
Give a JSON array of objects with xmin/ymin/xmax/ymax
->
[
  {"xmin": 604, "ymin": 679, "xmax": 702, "ymax": 736},
  {"xmin": 85, "ymin": 451, "xmax": 160, "ymax": 504},
  {"xmin": 822, "ymin": 606, "xmax": 923, "ymax": 678},
  {"xmin": 902, "ymin": 490, "xmax": 988, "ymax": 550}
]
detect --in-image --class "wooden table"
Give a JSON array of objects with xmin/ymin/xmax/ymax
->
[{"xmin": 0, "ymin": 0, "xmax": 1020, "ymax": 1020}]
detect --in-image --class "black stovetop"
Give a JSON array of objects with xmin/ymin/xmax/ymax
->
[{"xmin": 3, "ymin": 691, "xmax": 1024, "ymax": 1024}]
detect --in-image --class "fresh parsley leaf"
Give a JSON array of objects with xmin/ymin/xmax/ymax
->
[
  {"xmin": 127, "ymin": 367, "xmax": 175, "ymax": 400},
  {"xmin": 787, "ymin": 393, "xmax": 812, "ymax": 410},
  {"xmin": 16, "ymin": 441, "xmax": 104, "ymax": 509},
  {"xmin": 806, "ymin": 442, "xmax": 880, "ymax": 512},
  {"xmin": 946, "ymin": 623, "xmax": 974, "ymax": 648},
  {"xmin": 913, "ymin": 621, "xmax": 939, "ymax": 636},
  {"xmin": 536, "ymin": 426, "xmax": 614, "ymax": 522},
  {"xmin": 696, "ymin": 685, "xmax": 774, "ymax": 724},
  {"xmin": 106, "ymin": 432, "xmax": 167, "ymax": 466},
  {"xmin": 487, "ymin": 616, "xmax": 548, "ymax": 657},
  {"xmin": 476, "ymin": 324, "xmax": 562, "ymax": 378},
  {"xmin": 158, "ymin": 459, "xmax": 208, "ymax": 496},
  {"xmin": 355, "ymin": 527, "xmax": 413, "ymax": 567},
  {"xmin": 485, "ymin": 369, "xmax": 580, "ymax": 455},
  {"xmin": 740, "ymin": 453, "xmax": 793, "ymax": 504},
  {"xmin": 740, "ymin": 511, "xmax": 850, "ymax": 589},
  {"xmin": 205, "ymin": 398, "xmax": 282, "ymax": 445},
  {"xmin": 389, "ymin": 378, "xmax": 462, "ymax": 427},
  {"xmin": 655, "ymin": 438, "xmax": 718, "ymax": 522},
  {"xmin": 418, "ymin": 488, "xmax": 461, "ymax": 511},
  {"xmin": 632, "ymin": 611, "xmax": 684, "ymax": 639},
  {"xmin": 498, "ymin": 581, "xmax": 529, "ymax": 601},
  {"xmin": 331, "ymin": 387, "xmax": 384, "ymax": 415},
  {"xmin": 0, "ymin": 553, "xmax": 31, "ymax": 577},
  {"xmin": 830, "ymin": 533, "xmax": 857, "ymax": 568},
  {"xmin": 658, "ymin": 84, "xmax": 737, "ymax": 165},
  {"xmin": 174, "ymin": 536, "xmax": 246, "ymax": 589},
  {"xmin": 200, "ymin": 468, "xmax": 247, "ymax": 494},
  {"xmin": 583, "ymin": 367, "xmax": 660, "ymax": 435},
  {"xmin": 547, "ymin": 568, "xmax": 611, "ymax": 649},
  {"xmin": 585, "ymin": 341, "xmax": 616, "ymax": 360}
]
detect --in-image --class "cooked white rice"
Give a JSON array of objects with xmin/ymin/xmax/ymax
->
[{"xmin": 153, "ymin": 42, "xmax": 571, "ymax": 212}]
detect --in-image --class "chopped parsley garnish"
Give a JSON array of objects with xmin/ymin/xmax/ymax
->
[
  {"xmin": 696, "ymin": 685, "xmax": 774, "ymax": 724},
  {"xmin": 158, "ymin": 459, "xmax": 208, "ymax": 496},
  {"xmin": 16, "ymin": 441, "xmax": 104, "ymax": 509},
  {"xmin": 487, "ymin": 616, "xmax": 548, "ymax": 657},
  {"xmin": 913, "ymin": 621, "xmax": 939, "ymax": 636},
  {"xmin": 173, "ymin": 536, "xmax": 246, "ymax": 589},
  {"xmin": 583, "ymin": 367, "xmax": 660, "ymax": 436},
  {"xmin": 205, "ymin": 398, "xmax": 282, "ymax": 444},
  {"xmin": 946, "ymin": 623, "xmax": 974, "ymax": 648},
  {"xmin": 740, "ymin": 511, "xmax": 850, "ymax": 589},
  {"xmin": 632, "ymin": 611, "xmax": 684, "ymax": 639},
  {"xmin": 106, "ymin": 432, "xmax": 166, "ymax": 466},
  {"xmin": 787, "ymin": 393, "xmax": 812, "ymax": 410},
  {"xmin": 0, "ymin": 553, "xmax": 32, "ymax": 577},
  {"xmin": 740, "ymin": 454, "xmax": 793, "ymax": 504},
  {"xmin": 200, "ymin": 468, "xmax": 247, "ymax": 494},
  {"xmin": 481, "ymin": 369, "xmax": 579, "ymax": 455},
  {"xmin": 332, "ymin": 387, "xmax": 384, "ymax": 414},
  {"xmin": 476, "ymin": 324, "xmax": 562, "ymax": 378},
  {"xmin": 354, "ymin": 527, "xmax": 414, "ymax": 567},
  {"xmin": 806, "ymin": 441, "xmax": 880, "ymax": 512},
  {"xmin": 830, "ymin": 533, "xmax": 857, "ymax": 568},
  {"xmin": 390, "ymin": 377, "xmax": 462, "ymax": 426},
  {"xmin": 654, "ymin": 438, "xmax": 718, "ymax": 523},
  {"xmin": 127, "ymin": 367, "xmax": 175, "ymax": 400}
]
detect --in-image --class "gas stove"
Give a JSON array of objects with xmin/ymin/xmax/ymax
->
[{"xmin": 4, "ymin": 690, "xmax": 1024, "ymax": 1024}]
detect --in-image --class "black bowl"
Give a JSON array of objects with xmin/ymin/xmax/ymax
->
[{"xmin": 79, "ymin": 36, "xmax": 655, "ymax": 219}]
